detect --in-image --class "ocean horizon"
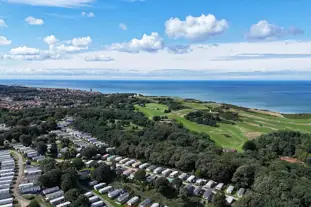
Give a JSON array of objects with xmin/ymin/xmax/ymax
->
[{"xmin": 1, "ymin": 79, "xmax": 311, "ymax": 114}]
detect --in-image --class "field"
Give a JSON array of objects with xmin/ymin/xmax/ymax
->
[{"xmin": 135, "ymin": 98, "xmax": 311, "ymax": 150}]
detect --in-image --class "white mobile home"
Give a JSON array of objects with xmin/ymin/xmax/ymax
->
[
  {"xmin": 50, "ymin": 196, "xmax": 65, "ymax": 205},
  {"xmin": 42, "ymin": 186, "xmax": 60, "ymax": 195},
  {"xmin": 186, "ymin": 175, "xmax": 196, "ymax": 183},
  {"xmin": 127, "ymin": 196, "xmax": 139, "ymax": 206},
  {"xmin": 56, "ymin": 201, "xmax": 71, "ymax": 207},
  {"xmin": 94, "ymin": 183, "xmax": 106, "ymax": 191},
  {"xmin": 98, "ymin": 186, "xmax": 112, "ymax": 194},
  {"xmin": 89, "ymin": 195, "xmax": 99, "ymax": 203},
  {"xmin": 0, "ymin": 197, "xmax": 13, "ymax": 205},
  {"xmin": 90, "ymin": 200, "xmax": 104, "ymax": 207},
  {"xmin": 45, "ymin": 190, "xmax": 64, "ymax": 201}
]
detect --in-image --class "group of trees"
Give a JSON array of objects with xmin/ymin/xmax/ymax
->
[
  {"xmin": 185, "ymin": 111, "xmax": 221, "ymax": 127},
  {"xmin": 156, "ymin": 98, "xmax": 187, "ymax": 111}
]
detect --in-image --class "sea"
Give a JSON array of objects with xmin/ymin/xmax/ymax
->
[{"xmin": 0, "ymin": 80, "xmax": 311, "ymax": 114}]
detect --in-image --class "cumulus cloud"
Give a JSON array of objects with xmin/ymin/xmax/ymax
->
[
  {"xmin": 72, "ymin": 36, "xmax": 92, "ymax": 47},
  {"xmin": 0, "ymin": 19, "xmax": 8, "ymax": 28},
  {"xmin": 7, "ymin": 0, "xmax": 95, "ymax": 7},
  {"xmin": 119, "ymin": 23, "xmax": 127, "ymax": 31},
  {"xmin": 0, "ymin": 36, "xmax": 12, "ymax": 46},
  {"xmin": 43, "ymin": 35, "xmax": 59, "ymax": 45},
  {"xmin": 82, "ymin": 12, "xmax": 94, "ymax": 18},
  {"xmin": 84, "ymin": 55, "xmax": 114, "ymax": 62},
  {"xmin": 165, "ymin": 14, "xmax": 228, "ymax": 41},
  {"xmin": 108, "ymin": 32, "xmax": 164, "ymax": 53},
  {"xmin": 246, "ymin": 20, "xmax": 304, "ymax": 40},
  {"xmin": 25, "ymin": 16, "xmax": 44, "ymax": 25},
  {"xmin": 10, "ymin": 46, "xmax": 40, "ymax": 55}
]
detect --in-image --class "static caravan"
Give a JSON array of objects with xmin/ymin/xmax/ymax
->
[
  {"xmin": 146, "ymin": 165, "xmax": 156, "ymax": 172},
  {"xmin": 42, "ymin": 186, "xmax": 60, "ymax": 196},
  {"xmin": 0, "ymin": 176, "xmax": 13, "ymax": 181},
  {"xmin": 127, "ymin": 196, "xmax": 139, "ymax": 207},
  {"xmin": 205, "ymin": 180, "xmax": 215, "ymax": 188},
  {"xmin": 0, "ymin": 203, "xmax": 13, "ymax": 207},
  {"xmin": 85, "ymin": 160, "xmax": 94, "ymax": 167},
  {"xmin": 50, "ymin": 196, "xmax": 65, "ymax": 205},
  {"xmin": 0, "ymin": 184, "xmax": 11, "ymax": 189},
  {"xmin": 89, "ymin": 195, "xmax": 99, "ymax": 203},
  {"xmin": 84, "ymin": 192, "xmax": 93, "ymax": 197},
  {"xmin": 237, "ymin": 188, "xmax": 245, "ymax": 198},
  {"xmin": 169, "ymin": 171, "xmax": 179, "ymax": 178},
  {"xmin": 186, "ymin": 175, "xmax": 196, "ymax": 183},
  {"xmin": 116, "ymin": 193, "xmax": 130, "ymax": 204},
  {"xmin": 106, "ymin": 156, "xmax": 116, "ymax": 162},
  {"xmin": 0, "ymin": 180, "xmax": 12, "ymax": 185},
  {"xmin": 125, "ymin": 160, "xmax": 136, "ymax": 166},
  {"xmin": 226, "ymin": 185, "xmax": 235, "ymax": 194},
  {"xmin": 114, "ymin": 157, "xmax": 123, "ymax": 162},
  {"xmin": 203, "ymin": 190, "xmax": 213, "ymax": 202},
  {"xmin": 45, "ymin": 190, "xmax": 64, "ymax": 201},
  {"xmin": 153, "ymin": 167, "xmax": 163, "ymax": 174},
  {"xmin": 0, "ymin": 189, "xmax": 10, "ymax": 196},
  {"xmin": 20, "ymin": 186, "xmax": 41, "ymax": 194},
  {"xmin": 132, "ymin": 161, "xmax": 141, "ymax": 168},
  {"xmin": 226, "ymin": 195, "xmax": 235, "ymax": 204},
  {"xmin": 150, "ymin": 203, "xmax": 160, "ymax": 207},
  {"xmin": 94, "ymin": 183, "xmax": 106, "ymax": 191},
  {"xmin": 119, "ymin": 158, "xmax": 130, "ymax": 164},
  {"xmin": 0, "ymin": 172, "xmax": 14, "ymax": 177},
  {"xmin": 215, "ymin": 183, "xmax": 224, "ymax": 190},
  {"xmin": 102, "ymin": 154, "xmax": 110, "ymax": 160},
  {"xmin": 19, "ymin": 183, "xmax": 34, "ymax": 190},
  {"xmin": 122, "ymin": 169, "xmax": 134, "ymax": 177},
  {"xmin": 90, "ymin": 200, "xmax": 104, "ymax": 207},
  {"xmin": 161, "ymin": 169, "xmax": 172, "ymax": 177},
  {"xmin": 139, "ymin": 198, "xmax": 152, "ymax": 207},
  {"xmin": 139, "ymin": 163, "xmax": 150, "ymax": 169},
  {"xmin": 56, "ymin": 201, "xmax": 71, "ymax": 207},
  {"xmin": 0, "ymin": 169, "xmax": 14, "ymax": 174},
  {"xmin": 98, "ymin": 186, "xmax": 112, "ymax": 194},
  {"xmin": 89, "ymin": 180, "xmax": 98, "ymax": 186},
  {"xmin": 108, "ymin": 189, "xmax": 122, "ymax": 199},
  {"xmin": 0, "ymin": 197, "xmax": 13, "ymax": 205}
]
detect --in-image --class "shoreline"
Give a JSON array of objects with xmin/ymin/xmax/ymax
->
[{"xmin": 1, "ymin": 81, "xmax": 311, "ymax": 115}]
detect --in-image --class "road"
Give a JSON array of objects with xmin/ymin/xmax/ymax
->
[{"xmin": 11, "ymin": 150, "xmax": 31, "ymax": 207}]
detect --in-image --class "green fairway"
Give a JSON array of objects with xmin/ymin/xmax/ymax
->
[{"xmin": 135, "ymin": 99, "xmax": 311, "ymax": 150}]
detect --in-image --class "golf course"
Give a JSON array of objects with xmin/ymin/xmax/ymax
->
[{"xmin": 135, "ymin": 97, "xmax": 311, "ymax": 150}]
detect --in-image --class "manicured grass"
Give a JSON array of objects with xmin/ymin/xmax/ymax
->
[
  {"xmin": 136, "ymin": 100, "xmax": 311, "ymax": 150},
  {"xmin": 93, "ymin": 190, "xmax": 123, "ymax": 207}
]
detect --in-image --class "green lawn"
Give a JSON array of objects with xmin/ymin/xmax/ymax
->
[
  {"xmin": 93, "ymin": 190, "xmax": 123, "ymax": 207},
  {"xmin": 136, "ymin": 100, "xmax": 311, "ymax": 150}
]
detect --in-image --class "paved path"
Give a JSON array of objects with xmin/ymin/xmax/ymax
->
[{"xmin": 11, "ymin": 150, "xmax": 31, "ymax": 207}]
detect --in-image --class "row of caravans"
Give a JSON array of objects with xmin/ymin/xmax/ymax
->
[{"xmin": 0, "ymin": 150, "xmax": 16, "ymax": 207}]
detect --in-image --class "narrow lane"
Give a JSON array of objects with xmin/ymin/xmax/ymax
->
[{"xmin": 11, "ymin": 150, "xmax": 31, "ymax": 207}]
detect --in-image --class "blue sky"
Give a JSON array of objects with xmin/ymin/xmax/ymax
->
[{"xmin": 0, "ymin": 0, "xmax": 311, "ymax": 79}]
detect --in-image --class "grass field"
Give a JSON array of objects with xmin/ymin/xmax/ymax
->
[{"xmin": 135, "ymin": 99, "xmax": 311, "ymax": 151}]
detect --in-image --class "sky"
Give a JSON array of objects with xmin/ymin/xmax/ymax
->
[{"xmin": 0, "ymin": 0, "xmax": 311, "ymax": 80}]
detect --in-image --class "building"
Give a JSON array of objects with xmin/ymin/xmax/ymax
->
[
  {"xmin": 237, "ymin": 188, "xmax": 245, "ymax": 197},
  {"xmin": 226, "ymin": 185, "xmax": 235, "ymax": 194}
]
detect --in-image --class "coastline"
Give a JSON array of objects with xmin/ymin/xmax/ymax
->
[{"xmin": 1, "ymin": 80, "xmax": 311, "ymax": 114}]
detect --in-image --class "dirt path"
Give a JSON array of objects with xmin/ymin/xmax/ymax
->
[{"xmin": 11, "ymin": 150, "xmax": 31, "ymax": 207}]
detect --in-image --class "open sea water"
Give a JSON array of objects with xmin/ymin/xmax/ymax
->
[{"xmin": 0, "ymin": 80, "xmax": 311, "ymax": 114}]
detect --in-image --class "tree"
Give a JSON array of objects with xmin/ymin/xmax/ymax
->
[
  {"xmin": 65, "ymin": 188, "xmax": 80, "ymax": 202},
  {"xmin": 232, "ymin": 165, "xmax": 256, "ymax": 188},
  {"xmin": 72, "ymin": 158, "xmax": 84, "ymax": 170},
  {"xmin": 213, "ymin": 192, "xmax": 227, "ymax": 207},
  {"xmin": 91, "ymin": 164, "xmax": 115, "ymax": 183},
  {"xmin": 153, "ymin": 116, "xmax": 161, "ymax": 121},
  {"xmin": 50, "ymin": 143, "xmax": 58, "ymax": 157},
  {"xmin": 155, "ymin": 177, "xmax": 174, "ymax": 196},
  {"xmin": 61, "ymin": 178, "xmax": 74, "ymax": 192},
  {"xmin": 20, "ymin": 134, "xmax": 32, "ymax": 146},
  {"xmin": 81, "ymin": 147, "xmax": 98, "ymax": 159},
  {"xmin": 134, "ymin": 169, "xmax": 146, "ymax": 182},
  {"xmin": 39, "ymin": 169, "xmax": 62, "ymax": 188},
  {"xmin": 242, "ymin": 140, "xmax": 257, "ymax": 151},
  {"xmin": 27, "ymin": 199, "xmax": 40, "ymax": 207},
  {"xmin": 70, "ymin": 195, "xmax": 89, "ymax": 207},
  {"xmin": 37, "ymin": 141, "xmax": 47, "ymax": 155},
  {"xmin": 172, "ymin": 178, "xmax": 183, "ymax": 190}
]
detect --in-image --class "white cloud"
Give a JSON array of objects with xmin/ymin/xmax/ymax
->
[
  {"xmin": 7, "ymin": 0, "xmax": 94, "ymax": 7},
  {"xmin": 85, "ymin": 55, "xmax": 114, "ymax": 62},
  {"xmin": 82, "ymin": 12, "xmax": 94, "ymax": 18},
  {"xmin": 0, "ymin": 36, "xmax": 12, "ymax": 46},
  {"xmin": 108, "ymin": 32, "xmax": 164, "ymax": 53},
  {"xmin": 10, "ymin": 46, "xmax": 40, "ymax": 55},
  {"xmin": 0, "ymin": 19, "xmax": 8, "ymax": 28},
  {"xmin": 50, "ymin": 44, "xmax": 87, "ymax": 53},
  {"xmin": 43, "ymin": 35, "xmax": 59, "ymax": 45},
  {"xmin": 246, "ymin": 20, "xmax": 304, "ymax": 40},
  {"xmin": 71, "ymin": 36, "xmax": 92, "ymax": 47},
  {"xmin": 165, "ymin": 14, "xmax": 228, "ymax": 41},
  {"xmin": 25, "ymin": 16, "xmax": 44, "ymax": 25},
  {"xmin": 119, "ymin": 23, "xmax": 127, "ymax": 31}
]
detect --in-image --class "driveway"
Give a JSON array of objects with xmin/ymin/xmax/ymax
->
[{"xmin": 11, "ymin": 150, "xmax": 31, "ymax": 207}]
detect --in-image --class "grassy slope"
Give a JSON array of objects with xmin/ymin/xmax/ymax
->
[{"xmin": 135, "ymin": 99, "xmax": 311, "ymax": 151}]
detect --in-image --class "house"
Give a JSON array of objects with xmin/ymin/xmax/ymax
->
[
  {"xmin": 237, "ymin": 188, "xmax": 245, "ymax": 197},
  {"xmin": 226, "ymin": 185, "xmax": 234, "ymax": 194}
]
